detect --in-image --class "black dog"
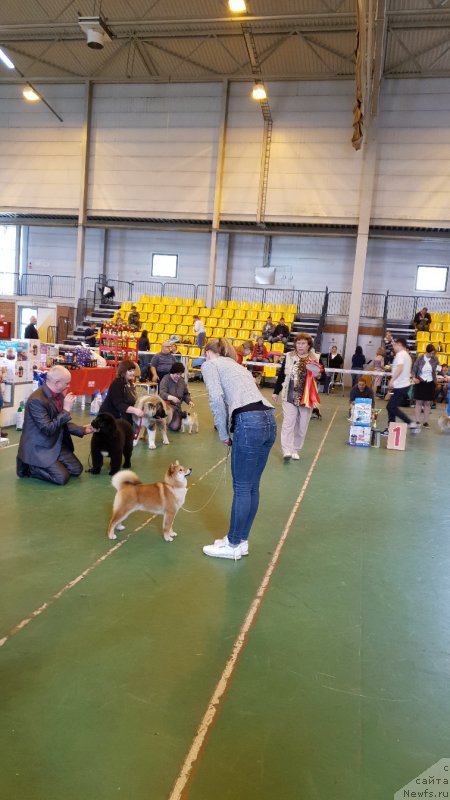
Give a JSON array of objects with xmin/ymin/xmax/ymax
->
[{"xmin": 89, "ymin": 413, "xmax": 134, "ymax": 475}]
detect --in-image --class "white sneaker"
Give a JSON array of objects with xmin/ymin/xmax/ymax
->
[
  {"xmin": 409, "ymin": 423, "xmax": 420, "ymax": 434},
  {"xmin": 240, "ymin": 540, "xmax": 249, "ymax": 556},
  {"xmin": 203, "ymin": 537, "xmax": 241, "ymax": 560},
  {"xmin": 283, "ymin": 453, "xmax": 292, "ymax": 462},
  {"xmin": 291, "ymin": 452, "xmax": 300, "ymax": 460},
  {"xmin": 214, "ymin": 536, "xmax": 249, "ymax": 556}
]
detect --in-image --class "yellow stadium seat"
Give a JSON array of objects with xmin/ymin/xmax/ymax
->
[
  {"xmin": 253, "ymin": 320, "xmax": 264, "ymax": 331},
  {"xmin": 232, "ymin": 320, "xmax": 242, "ymax": 329},
  {"xmin": 430, "ymin": 332, "xmax": 441, "ymax": 342},
  {"xmin": 416, "ymin": 331, "xmax": 430, "ymax": 341},
  {"xmin": 223, "ymin": 308, "xmax": 234, "ymax": 319},
  {"xmin": 416, "ymin": 342, "xmax": 426, "ymax": 353},
  {"xmin": 227, "ymin": 329, "xmax": 237, "ymax": 339},
  {"xmin": 246, "ymin": 310, "xmax": 258, "ymax": 321},
  {"xmin": 439, "ymin": 354, "xmax": 447, "ymax": 365},
  {"xmin": 184, "ymin": 315, "xmax": 194, "ymax": 326},
  {"xmin": 154, "ymin": 322, "xmax": 164, "ymax": 333},
  {"xmin": 430, "ymin": 322, "xmax": 442, "ymax": 331},
  {"xmin": 209, "ymin": 317, "xmax": 218, "ymax": 328},
  {"xmin": 205, "ymin": 326, "xmax": 213, "ymax": 337},
  {"xmin": 177, "ymin": 325, "xmax": 188, "ymax": 336},
  {"xmin": 215, "ymin": 328, "xmax": 225, "ymax": 338},
  {"xmin": 217, "ymin": 299, "xmax": 227, "ymax": 308},
  {"xmin": 442, "ymin": 313, "xmax": 450, "ymax": 323},
  {"xmin": 229, "ymin": 301, "xmax": 239, "ymax": 310}
]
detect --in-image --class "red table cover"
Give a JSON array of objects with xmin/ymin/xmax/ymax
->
[{"xmin": 68, "ymin": 367, "xmax": 115, "ymax": 396}]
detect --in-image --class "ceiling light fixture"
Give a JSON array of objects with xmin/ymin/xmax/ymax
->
[
  {"xmin": 228, "ymin": 0, "xmax": 247, "ymax": 13},
  {"xmin": 252, "ymin": 82, "xmax": 267, "ymax": 101},
  {"xmin": 0, "ymin": 47, "xmax": 15, "ymax": 70},
  {"xmin": 23, "ymin": 86, "xmax": 40, "ymax": 102}
]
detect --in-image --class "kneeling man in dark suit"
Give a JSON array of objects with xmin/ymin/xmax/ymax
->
[{"xmin": 17, "ymin": 365, "xmax": 93, "ymax": 485}]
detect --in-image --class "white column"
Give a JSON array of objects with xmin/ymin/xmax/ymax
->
[
  {"xmin": 206, "ymin": 80, "xmax": 229, "ymax": 309},
  {"xmin": 74, "ymin": 81, "xmax": 93, "ymax": 304},
  {"xmin": 345, "ymin": 124, "xmax": 378, "ymax": 370}
]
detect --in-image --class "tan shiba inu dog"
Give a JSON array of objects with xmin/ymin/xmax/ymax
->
[{"xmin": 106, "ymin": 461, "xmax": 192, "ymax": 541}]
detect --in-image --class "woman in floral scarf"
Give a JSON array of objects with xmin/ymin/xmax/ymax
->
[{"xmin": 272, "ymin": 333, "xmax": 322, "ymax": 461}]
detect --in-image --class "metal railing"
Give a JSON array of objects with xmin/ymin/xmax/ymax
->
[
  {"xmin": 229, "ymin": 286, "xmax": 265, "ymax": 304},
  {"xmin": 51, "ymin": 275, "xmax": 76, "ymax": 298},
  {"xmin": 298, "ymin": 290, "xmax": 326, "ymax": 316},
  {"xmin": 196, "ymin": 284, "xmax": 228, "ymax": 303},
  {"xmin": 325, "ymin": 292, "xmax": 351, "ymax": 316},
  {"xmin": 163, "ymin": 282, "xmax": 196, "ymax": 299},
  {"xmin": 360, "ymin": 293, "xmax": 386, "ymax": 317},
  {"xmin": 263, "ymin": 288, "xmax": 300, "ymax": 307},
  {"xmin": 20, "ymin": 273, "xmax": 52, "ymax": 297},
  {"xmin": 386, "ymin": 294, "xmax": 417, "ymax": 321},
  {"xmin": 0, "ymin": 271, "xmax": 20, "ymax": 295},
  {"xmin": 131, "ymin": 281, "xmax": 163, "ymax": 301}
]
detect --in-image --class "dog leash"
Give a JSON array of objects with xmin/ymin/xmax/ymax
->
[
  {"xmin": 181, "ymin": 447, "xmax": 230, "ymax": 514},
  {"xmin": 133, "ymin": 417, "xmax": 143, "ymax": 441}
]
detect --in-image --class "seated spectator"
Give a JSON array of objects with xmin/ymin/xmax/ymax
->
[
  {"xmin": 414, "ymin": 307, "xmax": 431, "ymax": 332},
  {"xmin": 158, "ymin": 363, "xmax": 193, "ymax": 431},
  {"xmin": 16, "ymin": 365, "xmax": 93, "ymax": 485},
  {"xmin": 150, "ymin": 341, "xmax": 176, "ymax": 383},
  {"xmin": 128, "ymin": 305, "xmax": 141, "ymax": 330},
  {"xmin": 270, "ymin": 317, "xmax": 290, "ymax": 345},
  {"xmin": 137, "ymin": 329, "xmax": 151, "ymax": 380},
  {"xmin": 114, "ymin": 313, "xmax": 125, "ymax": 327},
  {"xmin": 251, "ymin": 336, "xmax": 270, "ymax": 381},
  {"xmin": 351, "ymin": 345, "xmax": 366, "ymax": 386},
  {"xmin": 84, "ymin": 325, "xmax": 98, "ymax": 347},
  {"xmin": 348, "ymin": 376, "xmax": 375, "ymax": 420},
  {"xmin": 261, "ymin": 315, "xmax": 275, "ymax": 340},
  {"xmin": 236, "ymin": 340, "xmax": 253, "ymax": 366},
  {"xmin": 435, "ymin": 363, "xmax": 449, "ymax": 404}
]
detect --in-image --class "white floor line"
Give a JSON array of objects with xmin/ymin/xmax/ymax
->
[
  {"xmin": 0, "ymin": 457, "xmax": 227, "ymax": 649},
  {"xmin": 168, "ymin": 409, "xmax": 338, "ymax": 800},
  {"xmin": 0, "ymin": 442, "xmax": 19, "ymax": 450}
]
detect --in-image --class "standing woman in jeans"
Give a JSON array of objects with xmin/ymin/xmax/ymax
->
[{"xmin": 201, "ymin": 338, "xmax": 277, "ymax": 561}]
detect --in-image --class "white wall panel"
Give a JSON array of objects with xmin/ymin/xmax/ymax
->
[
  {"xmin": 88, "ymin": 83, "xmax": 222, "ymax": 217},
  {"xmin": 374, "ymin": 79, "xmax": 450, "ymax": 223},
  {"xmin": 0, "ymin": 85, "xmax": 84, "ymax": 213}
]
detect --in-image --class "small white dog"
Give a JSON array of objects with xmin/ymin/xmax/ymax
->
[
  {"xmin": 181, "ymin": 409, "xmax": 199, "ymax": 434},
  {"xmin": 438, "ymin": 415, "xmax": 450, "ymax": 433}
]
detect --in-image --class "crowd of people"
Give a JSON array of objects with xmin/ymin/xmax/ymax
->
[{"xmin": 10, "ymin": 304, "xmax": 450, "ymax": 561}]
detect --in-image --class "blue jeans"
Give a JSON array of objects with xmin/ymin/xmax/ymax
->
[{"xmin": 227, "ymin": 409, "xmax": 277, "ymax": 546}]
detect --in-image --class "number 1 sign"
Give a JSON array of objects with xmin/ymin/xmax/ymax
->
[{"xmin": 387, "ymin": 421, "xmax": 407, "ymax": 450}]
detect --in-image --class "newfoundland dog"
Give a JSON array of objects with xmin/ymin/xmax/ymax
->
[{"xmin": 89, "ymin": 412, "xmax": 134, "ymax": 475}]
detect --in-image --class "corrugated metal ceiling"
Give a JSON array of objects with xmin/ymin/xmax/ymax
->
[{"xmin": 1, "ymin": 1, "xmax": 450, "ymax": 83}]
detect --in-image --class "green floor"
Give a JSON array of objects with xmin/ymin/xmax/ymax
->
[{"xmin": 1, "ymin": 388, "xmax": 450, "ymax": 800}]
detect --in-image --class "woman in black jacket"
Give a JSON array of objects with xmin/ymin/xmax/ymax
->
[
  {"xmin": 351, "ymin": 346, "xmax": 366, "ymax": 386},
  {"xmin": 99, "ymin": 360, "xmax": 143, "ymax": 425}
]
